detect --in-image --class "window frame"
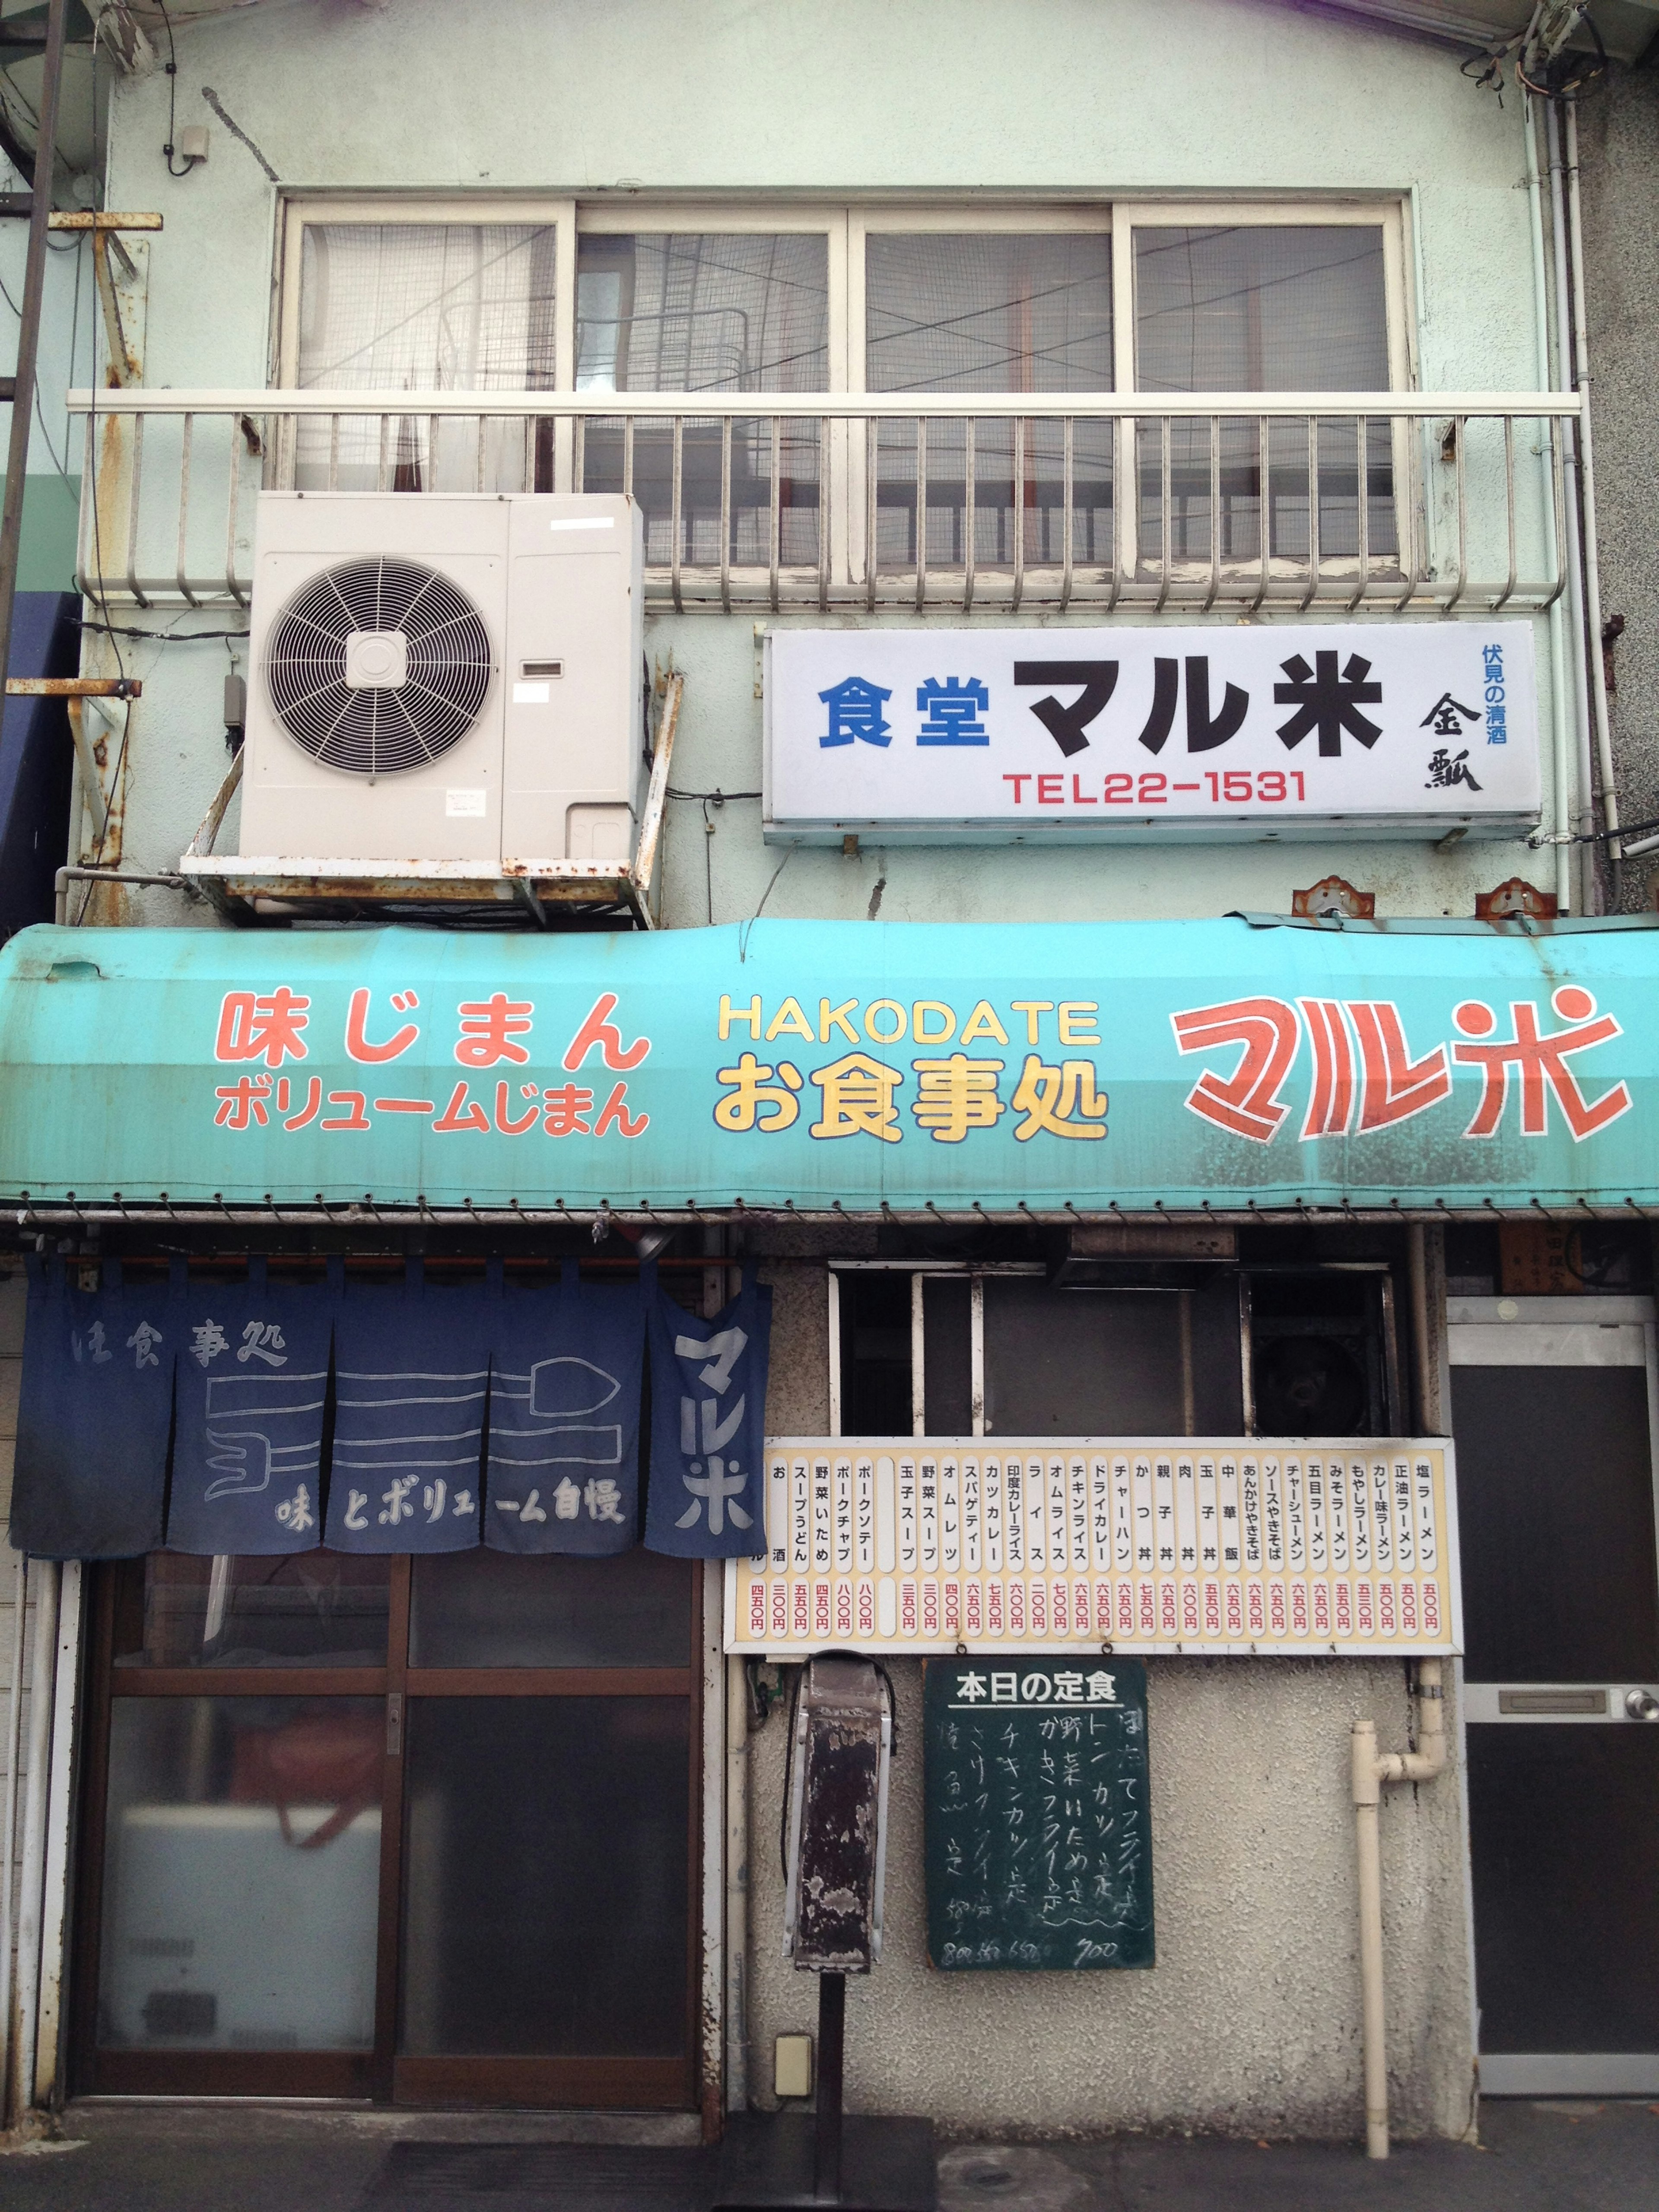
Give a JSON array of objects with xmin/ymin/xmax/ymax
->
[{"xmin": 273, "ymin": 192, "xmax": 1417, "ymax": 588}]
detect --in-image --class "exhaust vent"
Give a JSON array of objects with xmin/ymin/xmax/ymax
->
[{"xmin": 265, "ymin": 556, "xmax": 493, "ymax": 776}]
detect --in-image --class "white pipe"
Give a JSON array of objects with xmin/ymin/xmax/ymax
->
[
  {"xmin": 1564, "ymin": 101, "xmax": 1621, "ymax": 865},
  {"xmin": 1351, "ymin": 1658, "xmax": 1448, "ymax": 2159},
  {"xmin": 1545, "ymin": 101, "xmax": 1597, "ymax": 911},
  {"xmin": 1524, "ymin": 93, "xmax": 1574, "ymax": 915},
  {"xmin": 9, "ymin": 1560, "xmax": 56, "ymax": 2127},
  {"xmin": 725, "ymin": 1656, "xmax": 749, "ymax": 2113},
  {"xmin": 0, "ymin": 1553, "xmax": 27, "ymax": 2113}
]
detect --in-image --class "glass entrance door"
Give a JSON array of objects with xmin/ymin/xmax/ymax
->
[
  {"xmin": 1450, "ymin": 1296, "xmax": 1659, "ymax": 2095},
  {"xmin": 74, "ymin": 1547, "xmax": 701, "ymax": 2106}
]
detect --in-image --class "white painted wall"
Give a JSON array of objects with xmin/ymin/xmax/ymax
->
[{"xmin": 85, "ymin": 0, "xmax": 1568, "ymax": 926}]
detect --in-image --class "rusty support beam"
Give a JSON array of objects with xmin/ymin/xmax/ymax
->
[
  {"xmin": 46, "ymin": 211, "xmax": 162, "ymax": 232},
  {"xmin": 7, "ymin": 676, "xmax": 141, "ymax": 697}
]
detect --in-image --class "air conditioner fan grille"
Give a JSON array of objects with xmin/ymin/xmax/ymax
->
[{"xmin": 265, "ymin": 556, "xmax": 493, "ymax": 775}]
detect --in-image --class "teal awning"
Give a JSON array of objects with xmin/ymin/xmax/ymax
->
[{"xmin": 2, "ymin": 915, "xmax": 1657, "ymax": 1217}]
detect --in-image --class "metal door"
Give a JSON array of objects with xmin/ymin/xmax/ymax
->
[{"xmin": 1451, "ymin": 1295, "xmax": 1659, "ymax": 2096}]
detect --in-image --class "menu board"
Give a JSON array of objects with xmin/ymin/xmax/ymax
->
[
  {"xmin": 925, "ymin": 1655, "xmax": 1154, "ymax": 1972},
  {"xmin": 725, "ymin": 1437, "xmax": 1459, "ymax": 1656}
]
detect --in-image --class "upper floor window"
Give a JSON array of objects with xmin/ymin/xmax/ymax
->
[{"xmin": 276, "ymin": 197, "xmax": 1408, "ymax": 587}]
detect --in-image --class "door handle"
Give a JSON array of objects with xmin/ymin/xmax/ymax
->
[{"xmin": 1624, "ymin": 1688, "xmax": 1659, "ymax": 1721}]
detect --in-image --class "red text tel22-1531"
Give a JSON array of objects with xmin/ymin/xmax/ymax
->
[{"xmin": 1002, "ymin": 771, "xmax": 1309, "ymax": 807}]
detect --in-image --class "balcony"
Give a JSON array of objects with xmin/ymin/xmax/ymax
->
[{"xmin": 68, "ymin": 388, "xmax": 1577, "ymax": 617}]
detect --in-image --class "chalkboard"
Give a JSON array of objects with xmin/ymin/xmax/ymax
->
[{"xmin": 924, "ymin": 1655, "xmax": 1154, "ymax": 1971}]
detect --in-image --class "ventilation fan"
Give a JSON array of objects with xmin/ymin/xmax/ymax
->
[{"xmin": 264, "ymin": 556, "xmax": 494, "ymax": 776}]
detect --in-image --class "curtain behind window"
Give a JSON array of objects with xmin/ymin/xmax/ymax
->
[
  {"xmin": 575, "ymin": 234, "xmax": 829, "ymax": 569},
  {"xmin": 295, "ymin": 223, "xmax": 559, "ymax": 493},
  {"xmin": 864, "ymin": 233, "xmax": 1113, "ymax": 572},
  {"xmin": 1132, "ymin": 225, "xmax": 1394, "ymax": 567}
]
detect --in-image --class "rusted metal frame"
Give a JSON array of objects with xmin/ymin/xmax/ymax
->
[
  {"xmin": 510, "ymin": 876, "xmax": 549, "ymax": 928},
  {"xmin": 1299, "ymin": 414, "xmax": 1321, "ymax": 613},
  {"xmin": 53, "ymin": 865, "xmax": 184, "ymax": 924},
  {"xmin": 1154, "ymin": 415, "xmax": 1172, "ymax": 613},
  {"xmin": 65, "ymin": 388, "xmax": 1586, "ymax": 419},
  {"xmin": 173, "ymin": 414, "xmax": 200, "ymax": 608},
  {"xmin": 718, "ymin": 417, "xmax": 733, "ymax": 617},
  {"xmin": 32, "ymin": 1561, "xmax": 81, "ymax": 2110},
  {"xmin": 1202, "ymin": 413, "xmax": 1221, "ymax": 613},
  {"xmin": 1445, "ymin": 415, "xmax": 1469, "ymax": 616},
  {"xmin": 1541, "ymin": 415, "xmax": 1570, "ymax": 613},
  {"xmin": 376, "ymin": 413, "xmax": 391, "ymax": 493},
  {"xmin": 1393, "ymin": 413, "xmax": 1428, "ymax": 615},
  {"xmin": 124, "ymin": 414, "xmax": 147, "ymax": 607},
  {"xmin": 9, "ymin": 677, "xmax": 141, "ymax": 697},
  {"xmin": 1060, "ymin": 416, "xmax": 1074, "ymax": 614},
  {"xmin": 47, "ymin": 212, "xmax": 162, "ymax": 233},
  {"xmin": 817, "ymin": 414, "xmax": 831, "ymax": 613},
  {"xmin": 73, "ymin": 412, "xmax": 95, "ymax": 598},
  {"xmin": 183, "ymin": 747, "xmax": 244, "ymax": 858},
  {"xmin": 223, "ymin": 414, "xmax": 246, "ymax": 606},
  {"xmin": 1346, "ymin": 415, "xmax": 1371, "ymax": 615},
  {"xmin": 913, "ymin": 418, "xmax": 928, "ymax": 613},
  {"xmin": 671, "ymin": 414, "xmax": 685, "ymax": 616},
  {"xmin": 962, "ymin": 417, "xmax": 977, "ymax": 615},
  {"xmin": 10, "ymin": 1198, "xmax": 1650, "ymax": 1232},
  {"xmin": 864, "ymin": 417, "xmax": 879, "ymax": 615},
  {"xmin": 634, "ymin": 669, "xmax": 682, "ymax": 928},
  {"xmin": 1494, "ymin": 413, "xmax": 1518, "ymax": 612},
  {"xmin": 768, "ymin": 416, "xmax": 782, "ymax": 617},
  {"xmin": 1011, "ymin": 416, "xmax": 1026, "ymax": 616},
  {"xmin": 1248, "ymin": 415, "xmax": 1270, "ymax": 614},
  {"xmin": 1105, "ymin": 416, "xmax": 1123, "ymax": 613}
]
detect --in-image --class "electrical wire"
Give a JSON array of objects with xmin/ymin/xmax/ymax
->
[
  {"xmin": 76, "ymin": 617, "xmax": 249, "ymax": 642},
  {"xmin": 153, "ymin": 0, "xmax": 198, "ymax": 178}
]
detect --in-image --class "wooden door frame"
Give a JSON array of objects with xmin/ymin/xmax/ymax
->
[{"xmin": 70, "ymin": 1551, "xmax": 704, "ymax": 2110}]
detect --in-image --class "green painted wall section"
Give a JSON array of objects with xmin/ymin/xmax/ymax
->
[{"xmin": 0, "ymin": 474, "xmax": 81, "ymax": 595}]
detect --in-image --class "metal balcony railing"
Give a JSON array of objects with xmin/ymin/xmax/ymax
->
[{"xmin": 67, "ymin": 388, "xmax": 1579, "ymax": 617}]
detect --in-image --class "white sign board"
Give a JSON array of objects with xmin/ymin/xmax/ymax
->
[
  {"xmin": 764, "ymin": 622, "xmax": 1539, "ymax": 842},
  {"xmin": 725, "ymin": 1437, "xmax": 1461, "ymax": 1658}
]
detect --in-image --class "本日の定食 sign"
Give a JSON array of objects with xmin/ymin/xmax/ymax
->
[{"xmin": 763, "ymin": 622, "xmax": 1539, "ymax": 841}]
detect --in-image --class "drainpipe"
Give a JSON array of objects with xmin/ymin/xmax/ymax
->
[
  {"xmin": 1545, "ymin": 101, "xmax": 1598, "ymax": 912},
  {"xmin": 1524, "ymin": 94, "xmax": 1574, "ymax": 915},
  {"xmin": 1351, "ymin": 1658, "xmax": 1448, "ymax": 2160},
  {"xmin": 1563, "ymin": 100, "xmax": 1621, "ymax": 885}
]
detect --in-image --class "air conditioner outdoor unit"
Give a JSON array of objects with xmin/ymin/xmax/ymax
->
[{"xmin": 238, "ymin": 491, "xmax": 646, "ymax": 868}]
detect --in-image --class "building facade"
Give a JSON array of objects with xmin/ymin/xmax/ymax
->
[{"xmin": 0, "ymin": 0, "xmax": 1656, "ymax": 2155}]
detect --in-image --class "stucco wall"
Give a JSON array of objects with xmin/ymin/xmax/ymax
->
[
  {"xmin": 745, "ymin": 1652, "xmax": 1471, "ymax": 2143},
  {"xmin": 750, "ymin": 1240, "xmax": 1474, "ymax": 2144},
  {"xmin": 84, "ymin": 0, "xmax": 1569, "ymax": 923}
]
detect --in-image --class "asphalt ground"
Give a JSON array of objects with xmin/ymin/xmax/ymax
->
[{"xmin": 0, "ymin": 2096, "xmax": 1649, "ymax": 2212}]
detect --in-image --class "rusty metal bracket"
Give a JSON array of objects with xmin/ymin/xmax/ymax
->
[
  {"xmin": 45, "ymin": 213, "xmax": 162, "ymax": 232},
  {"xmin": 6, "ymin": 677, "xmax": 141, "ymax": 697}
]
